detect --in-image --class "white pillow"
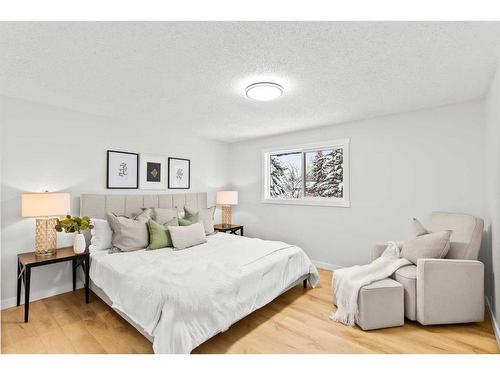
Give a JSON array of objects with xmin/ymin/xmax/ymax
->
[
  {"xmin": 89, "ymin": 218, "xmax": 113, "ymax": 251},
  {"xmin": 168, "ymin": 222, "xmax": 207, "ymax": 250}
]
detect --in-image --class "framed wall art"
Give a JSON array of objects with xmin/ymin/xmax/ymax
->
[
  {"xmin": 168, "ymin": 157, "xmax": 190, "ymax": 189},
  {"xmin": 140, "ymin": 154, "xmax": 166, "ymax": 190},
  {"xmin": 107, "ymin": 150, "xmax": 139, "ymax": 189}
]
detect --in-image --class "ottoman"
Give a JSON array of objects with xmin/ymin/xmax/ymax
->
[{"xmin": 357, "ymin": 278, "xmax": 404, "ymax": 330}]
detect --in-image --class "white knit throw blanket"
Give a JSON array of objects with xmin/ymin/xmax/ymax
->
[{"xmin": 330, "ymin": 242, "xmax": 411, "ymax": 326}]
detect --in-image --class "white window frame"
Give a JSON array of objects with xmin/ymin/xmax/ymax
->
[{"xmin": 262, "ymin": 138, "xmax": 350, "ymax": 207}]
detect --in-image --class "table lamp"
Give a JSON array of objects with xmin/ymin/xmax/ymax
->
[
  {"xmin": 216, "ymin": 191, "xmax": 238, "ymax": 226},
  {"xmin": 22, "ymin": 192, "xmax": 70, "ymax": 257}
]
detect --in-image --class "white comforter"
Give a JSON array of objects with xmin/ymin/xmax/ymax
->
[{"xmin": 90, "ymin": 232, "xmax": 319, "ymax": 354}]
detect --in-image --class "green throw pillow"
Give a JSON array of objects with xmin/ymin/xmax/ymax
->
[
  {"xmin": 179, "ymin": 213, "xmax": 199, "ymax": 226},
  {"xmin": 147, "ymin": 218, "xmax": 179, "ymax": 250}
]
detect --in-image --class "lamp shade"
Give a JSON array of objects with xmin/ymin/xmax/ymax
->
[
  {"xmin": 216, "ymin": 191, "xmax": 238, "ymax": 205},
  {"xmin": 22, "ymin": 192, "xmax": 70, "ymax": 217}
]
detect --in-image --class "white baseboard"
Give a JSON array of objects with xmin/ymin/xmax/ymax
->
[
  {"xmin": 1, "ymin": 281, "xmax": 84, "ymax": 310},
  {"xmin": 312, "ymin": 260, "xmax": 343, "ymax": 271},
  {"xmin": 486, "ymin": 296, "xmax": 500, "ymax": 351}
]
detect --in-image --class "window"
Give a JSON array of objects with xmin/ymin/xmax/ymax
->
[{"xmin": 263, "ymin": 139, "xmax": 350, "ymax": 207}]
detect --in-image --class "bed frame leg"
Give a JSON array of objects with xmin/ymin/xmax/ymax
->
[{"xmin": 303, "ymin": 279, "xmax": 307, "ymax": 289}]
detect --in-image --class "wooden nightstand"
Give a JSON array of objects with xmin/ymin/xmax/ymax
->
[
  {"xmin": 17, "ymin": 247, "xmax": 90, "ymax": 322},
  {"xmin": 214, "ymin": 224, "xmax": 244, "ymax": 236}
]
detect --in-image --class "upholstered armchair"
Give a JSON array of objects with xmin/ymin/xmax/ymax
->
[{"xmin": 372, "ymin": 212, "xmax": 484, "ymax": 325}]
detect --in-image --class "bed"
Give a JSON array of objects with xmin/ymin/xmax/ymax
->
[{"xmin": 81, "ymin": 192, "xmax": 319, "ymax": 354}]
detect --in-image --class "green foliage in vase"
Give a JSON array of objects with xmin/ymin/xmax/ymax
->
[{"xmin": 55, "ymin": 215, "xmax": 94, "ymax": 234}]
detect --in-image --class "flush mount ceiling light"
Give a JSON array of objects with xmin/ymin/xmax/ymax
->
[{"xmin": 245, "ymin": 82, "xmax": 283, "ymax": 101}]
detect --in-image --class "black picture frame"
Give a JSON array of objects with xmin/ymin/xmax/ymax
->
[
  {"xmin": 106, "ymin": 150, "xmax": 139, "ymax": 189},
  {"xmin": 168, "ymin": 157, "xmax": 191, "ymax": 189}
]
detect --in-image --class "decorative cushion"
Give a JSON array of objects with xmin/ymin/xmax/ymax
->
[
  {"xmin": 184, "ymin": 206, "xmax": 215, "ymax": 235},
  {"xmin": 168, "ymin": 222, "xmax": 207, "ymax": 250},
  {"xmin": 179, "ymin": 213, "xmax": 199, "ymax": 226},
  {"xmin": 106, "ymin": 209, "xmax": 152, "ymax": 252},
  {"xmin": 89, "ymin": 218, "xmax": 113, "ymax": 251},
  {"xmin": 409, "ymin": 217, "xmax": 429, "ymax": 238},
  {"xmin": 401, "ymin": 230, "xmax": 451, "ymax": 264},
  {"xmin": 153, "ymin": 208, "xmax": 179, "ymax": 224},
  {"xmin": 147, "ymin": 218, "xmax": 179, "ymax": 250},
  {"xmin": 133, "ymin": 209, "xmax": 153, "ymax": 222}
]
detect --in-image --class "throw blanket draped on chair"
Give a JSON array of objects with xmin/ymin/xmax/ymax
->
[{"xmin": 330, "ymin": 242, "xmax": 411, "ymax": 326}]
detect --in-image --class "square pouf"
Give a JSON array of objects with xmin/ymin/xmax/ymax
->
[{"xmin": 357, "ymin": 278, "xmax": 404, "ymax": 330}]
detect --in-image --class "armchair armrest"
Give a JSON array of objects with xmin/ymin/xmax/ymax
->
[{"xmin": 416, "ymin": 258, "xmax": 484, "ymax": 325}]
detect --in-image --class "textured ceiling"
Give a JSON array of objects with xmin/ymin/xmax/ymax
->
[{"xmin": 1, "ymin": 22, "xmax": 500, "ymax": 142}]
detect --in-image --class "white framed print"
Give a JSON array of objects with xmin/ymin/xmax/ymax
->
[
  {"xmin": 168, "ymin": 157, "xmax": 190, "ymax": 189},
  {"xmin": 140, "ymin": 154, "xmax": 166, "ymax": 190},
  {"xmin": 107, "ymin": 150, "xmax": 139, "ymax": 189}
]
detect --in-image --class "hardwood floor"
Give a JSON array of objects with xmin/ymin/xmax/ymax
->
[{"xmin": 2, "ymin": 268, "xmax": 499, "ymax": 354}]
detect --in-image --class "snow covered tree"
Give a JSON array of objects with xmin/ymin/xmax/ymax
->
[
  {"xmin": 283, "ymin": 164, "xmax": 302, "ymax": 198},
  {"xmin": 307, "ymin": 151, "xmax": 328, "ymax": 196},
  {"xmin": 316, "ymin": 148, "xmax": 343, "ymax": 197},
  {"xmin": 270, "ymin": 155, "xmax": 302, "ymax": 198},
  {"xmin": 308, "ymin": 148, "xmax": 343, "ymax": 198},
  {"xmin": 270, "ymin": 155, "xmax": 288, "ymax": 197}
]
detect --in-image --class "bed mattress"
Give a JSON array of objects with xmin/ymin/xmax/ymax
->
[{"xmin": 89, "ymin": 232, "xmax": 319, "ymax": 353}]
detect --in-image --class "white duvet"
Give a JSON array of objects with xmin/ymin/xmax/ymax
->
[{"xmin": 90, "ymin": 232, "xmax": 319, "ymax": 354}]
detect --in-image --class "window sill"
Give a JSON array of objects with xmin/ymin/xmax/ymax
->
[{"xmin": 261, "ymin": 198, "xmax": 350, "ymax": 207}]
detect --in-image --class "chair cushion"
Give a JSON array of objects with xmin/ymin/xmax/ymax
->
[{"xmin": 392, "ymin": 265, "xmax": 417, "ymax": 320}]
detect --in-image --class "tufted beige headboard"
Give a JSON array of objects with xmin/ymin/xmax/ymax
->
[{"xmin": 80, "ymin": 192, "xmax": 208, "ymax": 219}]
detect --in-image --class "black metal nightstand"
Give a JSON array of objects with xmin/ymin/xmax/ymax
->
[
  {"xmin": 214, "ymin": 224, "xmax": 244, "ymax": 236},
  {"xmin": 17, "ymin": 247, "xmax": 90, "ymax": 322}
]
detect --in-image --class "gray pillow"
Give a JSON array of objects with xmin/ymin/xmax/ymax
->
[
  {"xmin": 401, "ymin": 230, "xmax": 452, "ymax": 264},
  {"xmin": 168, "ymin": 222, "xmax": 207, "ymax": 250},
  {"xmin": 409, "ymin": 217, "xmax": 429, "ymax": 238},
  {"xmin": 106, "ymin": 208, "xmax": 152, "ymax": 252},
  {"xmin": 184, "ymin": 206, "xmax": 215, "ymax": 235},
  {"xmin": 153, "ymin": 207, "xmax": 179, "ymax": 224}
]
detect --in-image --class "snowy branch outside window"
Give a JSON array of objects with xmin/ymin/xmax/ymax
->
[
  {"xmin": 270, "ymin": 152, "xmax": 302, "ymax": 198},
  {"xmin": 263, "ymin": 139, "xmax": 350, "ymax": 207}
]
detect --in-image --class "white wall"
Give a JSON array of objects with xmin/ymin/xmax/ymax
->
[
  {"xmin": 0, "ymin": 96, "xmax": 230, "ymax": 308},
  {"xmin": 229, "ymin": 101, "xmax": 485, "ymax": 269},
  {"xmin": 484, "ymin": 63, "xmax": 500, "ymax": 331}
]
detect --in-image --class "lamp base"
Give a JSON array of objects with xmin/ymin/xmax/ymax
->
[
  {"xmin": 35, "ymin": 218, "xmax": 58, "ymax": 257},
  {"xmin": 221, "ymin": 205, "xmax": 232, "ymax": 226},
  {"xmin": 35, "ymin": 249, "xmax": 57, "ymax": 258}
]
